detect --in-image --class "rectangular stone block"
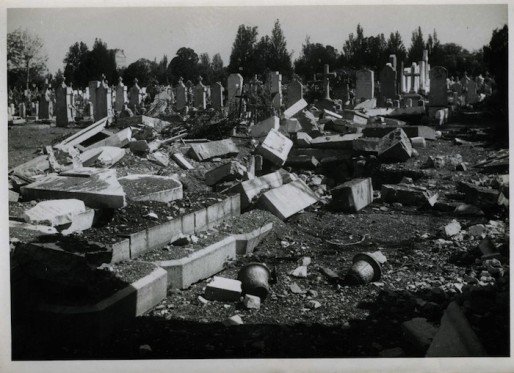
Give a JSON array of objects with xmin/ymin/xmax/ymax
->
[
  {"xmin": 331, "ymin": 178, "xmax": 373, "ymax": 212},
  {"xmin": 377, "ymin": 128, "xmax": 413, "ymax": 162},
  {"xmin": 258, "ymin": 179, "xmax": 318, "ymax": 220},
  {"xmin": 283, "ymin": 98, "xmax": 308, "ymax": 119},
  {"xmin": 204, "ymin": 276, "xmax": 242, "ymax": 301},
  {"xmin": 381, "ymin": 184, "xmax": 433, "ymax": 206},
  {"xmin": 310, "ymin": 133, "xmax": 362, "ymax": 149},
  {"xmin": 295, "ymin": 132, "xmax": 312, "ymax": 147},
  {"xmin": 251, "ymin": 116, "xmax": 279, "ymax": 138},
  {"xmin": 118, "ymin": 174, "xmax": 183, "ymax": 203},
  {"xmin": 205, "ymin": 161, "xmax": 247, "ymax": 186},
  {"xmin": 187, "ymin": 139, "xmax": 239, "ymax": 161},
  {"xmin": 257, "ymin": 128, "xmax": 293, "ymax": 166},
  {"xmin": 172, "ymin": 152, "xmax": 194, "ymax": 170}
]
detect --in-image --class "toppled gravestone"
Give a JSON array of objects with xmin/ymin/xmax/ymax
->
[
  {"xmin": 377, "ymin": 128, "xmax": 412, "ymax": 162},
  {"xmin": 294, "ymin": 110, "xmax": 319, "ymax": 133},
  {"xmin": 331, "ymin": 178, "xmax": 373, "ymax": 212},
  {"xmin": 205, "ymin": 161, "xmax": 247, "ymax": 186},
  {"xmin": 188, "ymin": 139, "xmax": 239, "ymax": 161},
  {"xmin": 250, "ymin": 116, "xmax": 279, "ymax": 138},
  {"xmin": 256, "ymin": 128, "xmax": 293, "ymax": 166},
  {"xmin": 258, "ymin": 179, "xmax": 318, "ymax": 220},
  {"xmin": 21, "ymin": 168, "xmax": 126, "ymax": 209},
  {"xmin": 457, "ymin": 181, "xmax": 500, "ymax": 208},
  {"xmin": 381, "ymin": 184, "xmax": 437, "ymax": 206},
  {"xmin": 204, "ymin": 276, "xmax": 242, "ymax": 302},
  {"xmin": 310, "ymin": 133, "xmax": 362, "ymax": 149},
  {"xmin": 283, "ymin": 98, "xmax": 308, "ymax": 119},
  {"xmin": 295, "ymin": 132, "xmax": 313, "ymax": 147},
  {"xmin": 228, "ymin": 169, "xmax": 296, "ymax": 209},
  {"xmin": 118, "ymin": 174, "xmax": 183, "ymax": 202},
  {"xmin": 24, "ymin": 199, "xmax": 86, "ymax": 227}
]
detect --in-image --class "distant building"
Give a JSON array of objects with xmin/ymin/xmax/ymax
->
[{"xmin": 113, "ymin": 49, "xmax": 127, "ymax": 68}]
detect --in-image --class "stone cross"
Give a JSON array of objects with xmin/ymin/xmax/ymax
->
[
  {"xmin": 404, "ymin": 63, "xmax": 420, "ymax": 94},
  {"xmin": 320, "ymin": 64, "xmax": 336, "ymax": 100},
  {"xmin": 115, "ymin": 76, "xmax": 127, "ymax": 112}
]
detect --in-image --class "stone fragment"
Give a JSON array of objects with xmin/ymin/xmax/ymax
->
[
  {"xmin": 256, "ymin": 129, "xmax": 293, "ymax": 167},
  {"xmin": 377, "ymin": 128, "xmax": 412, "ymax": 162},
  {"xmin": 223, "ymin": 315, "xmax": 244, "ymax": 326},
  {"xmin": 204, "ymin": 276, "xmax": 242, "ymax": 302},
  {"xmin": 148, "ymin": 151, "xmax": 169, "ymax": 167},
  {"xmin": 24, "ymin": 199, "xmax": 86, "ymax": 227},
  {"xmin": 443, "ymin": 220, "xmax": 461, "ymax": 237},
  {"xmin": 299, "ymin": 257, "xmax": 311, "ymax": 266},
  {"xmin": 352, "ymin": 138, "xmax": 380, "ymax": 155},
  {"xmin": 294, "ymin": 110, "xmax": 319, "ymax": 133},
  {"xmin": 258, "ymin": 179, "xmax": 318, "ymax": 220},
  {"xmin": 283, "ymin": 98, "xmax": 308, "ymax": 119},
  {"xmin": 410, "ymin": 137, "xmax": 426, "ymax": 149},
  {"xmin": 289, "ymin": 282, "xmax": 306, "ymax": 294},
  {"xmin": 402, "ymin": 318, "xmax": 438, "ymax": 355},
  {"xmin": 454, "ymin": 204, "xmax": 484, "ymax": 216},
  {"xmin": 468, "ymin": 224, "xmax": 486, "ymax": 238},
  {"xmin": 129, "ymin": 140, "xmax": 151, "ymax": 153},
  {"xmin": 251, "ymin": 116, "xmax": 279, "ymax": 138},
  {"xmin": 95, "ymin": 146, "xmax": 126, "ymax": 167},
  {"xmin": 205, "ymin": 161, "xmax": 247, "ymax": 186},
  {"xmin": 172, "ymin": 153, "xmax": 194, "ymax": 170},
  {"xmin": 381, "ymin": 184, "xmax": 434, "ymax": 206},
  {"xmin": 295, "ymin": 132, "xmax": 313, "ymax": 147},
  {"xmin": 306, "ymin": 300, "xmax": 321, "ymax": 309},
  {"xmin": 188, "ymin": 139, "xmax": 239, "ymax": 161},
  {"xmin": 331, "ymin": 177, "xmax": 373, "ymax": 212},
  {"xmin": 21, "ymin": 169, "xmax": 126, "ymax": 209},
  {"xmin": 9, "ymin": 190, "xmax": 19, "ymax": 202},
  {"xmin": 290, "ymin": 266, "xmax": 308, "ymax": 278},
  {"xmin": 280, "ymin": 118, "xmax": 302, "ymax": 134},
  {"xmin": 243, "ymin": 294, "xmax": 261, "ymax": 309},
  {"xmin": 228, "ymin": 169, "xmax": 296, "ymax": 209},
  {"xmin": 457, "ymin": 181, "xmax": 500, "ymax": 208}
]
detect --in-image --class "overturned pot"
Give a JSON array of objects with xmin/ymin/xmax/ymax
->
[
  {"xmin": 237, "ymin": 262, "xmax": 271, "ymax": 300},
  {"xmin": 345, "ymin": 251, "xmax": 384, "ymax": 285}
]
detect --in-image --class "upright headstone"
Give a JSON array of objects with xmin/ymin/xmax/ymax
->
[
  {"xmin": 356, "ymin": 69, "xmax": 374, "ymax": 100},
  {"xmin": 227, "ymin": 73, "xmax": 243, "ymax": 110},
  {"xmin": 428, "ymin": 66, "xmax": 448, "ymax": 107},
  {"xmin": 379, "ymin": 64, "xmax": 397, "ymax": 107},
  {"xmin": 95, "ymin": 75, "xmax": 112, "ymax": 119},
  {"xmin": 176, "ymin": 77, "xmax": 187, "ymax": 110},
  {"xmin": 194, "ymin": 76, "xmax": 207, "ymax": 109},
  {"xmin": 88, "ymin": 81, "xmax": 99, "ymax": 121},
  {"xmin": 466, "ymin": 80, "xmax": 478, "ymax": 105},
  {"xmin": 287, "ymin": 78, "xmax": 303, "ymax": 107},
  {"xmin": 210, "ymin": 82, "xmax": 224, "ymax": 110},
  {"xmin": 55, "ymin": 82, "xmax": 73, "ymax": 127},
  {"xmin": 389, "ymin": 55, "xmax": 397, "ymax": 70},
  {"xmin": 269, "ymin": 71, "xmax": 282, "ymax": 109},
  {"xmin": 19, "ymin": 102, "xmax": 26, "ymax": 118},
  {"xmin": 115, "ymin": 77, "xmax": 127, "ymax": 112},
  {"xmin": 38, "ymin": 80, "xmax": 51, "ymax": 119},
  {"xmin": 129, "ymin": 78, "xmax": 142, "ymax": 112}
]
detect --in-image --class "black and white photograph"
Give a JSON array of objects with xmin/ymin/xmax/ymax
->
[{"xmin": 2, "ymin": 1, "xmax": 512, "ymax": 372}]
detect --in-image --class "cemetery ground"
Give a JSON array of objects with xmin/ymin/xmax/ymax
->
[{"xmin": 8, "ymin": 114, "xmax": 509, "ymax": 360}]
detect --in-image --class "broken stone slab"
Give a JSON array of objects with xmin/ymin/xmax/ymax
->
[
  {"xmin": 243, "ymin": 294, "xmax": 261, "ymax": 309},
  {"xmin": 310, "ymin": 133, "xmax": 362, "ymax": 149},
  {"xmin": 280, "ymin": 118, "xmax": 303, "ymax": 134},
  {"xmin": 205, "ymin": 161, "xmax": 247, "ymax": 186},
  {"xmin": 188, "ymin": 139, "xmax": 239, "ymax": 161},
  {"xmin": 352, "ymin": 138, "xmax": 380, "ymax": 155},
  {"xmin": 10, "ymin": 155, "xmax": 50, "ymax": 180},
  {"xmin": 410, "ymin": 137, "xmax": 427, "ymax": 149},
  {"xmin": 85, "ymin": 127, "xmax": 132, "ymax": 151},
  {"xmin": 21, "ymin": 168, "xmax": 126, "ymax": 209},
  {"xmin": 294, "ymin": 110, "xmax": 319, "ymax": 133},
  {"xmin": 295, "ymin": 132, "xmax": 313, "ymax": 147},
  {"xmin": 79, "ymin": 147, "xmax": 104, "ymax": 167},
  {"xmin": 9, "ymin": 190, "xmax": 20, "ymax": 202},
  {"xmin": 322, "ymin": 109, "xmax": 343, "ymax": 119},
  {"xmin": 204, "ymin": 276, "xmax": 242, "ymax": 302},
  {"xmin": 95, "ymin": 146, "xmax": 126, "ymax": 167},
  {"xmin": 377, "ymin": 128, "xmax": 412, "ymax": 162},
  {"xmin": 342, "ymin": 110, "xmax": 369, "ymax": 125},
  {"xmin": 258, "ymin": 179, "xmax": 318, "ymax": 220},
  {"xmin": 147, "ymin": 151, "xmax": 169, "ymax": 167},
  {"xmin": 228, "ymin": 169, "xmax": 297, "ymax": 209},
  {"xmin": 443, "ymin": 219, "xmax": 461, "ymax": 237},
  {"xmin": 60, "ymin": 208, "xmax": 95, "ymax": 235},
  {"xmin": 426, "ymin": 301, "xmax": 487, "ymax": 357},
  {"xmin": 381, "ymin": 184, "xmax": 435, "ymax": 206},
  {"xmin": 250, "ymin": 116, "xmax": 279, "ymax": 138},
  {"xmin": 285, "ymin": 155, "xmax": 320, "ymax": 170},
  {"xmin": 129, "ymin": 140, "xmax": 151, "ymax": 153},
  {"xmin": 401, "ymin": 317, "xmax": 438, "ymax": 356},
  {"xmin": 172, "ymin": 153, "xmax": 194, "ymax": 170},
  {"xmin": 54, "ymin": 116, "xmax": 109, "ymax": 151},
  {"xmin": 331, "ymin": 178, "xmax": 373, "ymax": 212},
  {"xmin": 457, "ymin": 181, "xmax": 500, "ymax": 208},
  {"xmin": 363, "ymin": 125, "xmax": 436, "ymax": 141},
  {"xmin": 256, "ymin": 128, "xmax": 293, "ymax": 167},
  {"xmin": 23, "ymin": 199, "xmax": 86, "ymax": 227},
  {"xmin": 283, "ymin": 98, "xmax": 308, "ymax": 119},
  {"xmin": 354, "ymin": 98, "xmax": 376, "ymax": 110},
  {"xmin": 118, "ymin": 174, "xmax": 183, "ymax": 203}
]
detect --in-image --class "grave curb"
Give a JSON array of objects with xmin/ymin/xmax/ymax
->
[
  {"xmin": 233, "ymin": 222, "xmax": 274, "ymax": 255},
  {"xmin": 152, "ymin": 235, "xmax": 237, "ymax": 289},
  {"xmin": 37, "ymin": 265, "xmax": 167, "ymax": 333}
]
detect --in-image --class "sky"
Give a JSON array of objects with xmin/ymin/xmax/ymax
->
[{"xmin": 6, "ymin": 4, "xmax": 509, "ymax": 75}]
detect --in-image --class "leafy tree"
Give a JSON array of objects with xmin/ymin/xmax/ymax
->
[
  {"xmin": 294, "ymin": 36, "xmax": 338, "ymax": 80},
  {"xmin": 152, "ymin": 55, "xmax": 169, "ymax": 84},
  {"xmin": 123, "ymin": 58, "xmax": 155, "ymax": 87},
  {"xmin": 7, "ymin": 28, "xmax": 48, "ymax": 90},
  {"xmin": 483, "ymin": 24, "xmax": 508, "ymax": 117},
  {"xmin": 408, "ymin": 26, "xmax": 425, "ymax": 62},
  {"xmin": 63, "ymin": 41, "xmax": 89, "ymax": 87},
  {"xmin": 228, "ymin": 24, "xmax": 258, "ymax": 77},
  {"xmin": 198, "ymin": 52, "xmax": 213, "ymax": 83},
  {"xmin": 86, "ymin": 38, "xmax": 117, "ymax": 83},
  {"xmin": 385, "ymin": 31, "xmax": 407, "ymax": 65},
  {"xmin": 211, "ymin": 53, "xmax": 226, "ymax": 83},
  {"xmin": 340, "ymin": 25, "xmax": 387, "ymax": 70},
  {"xmin": 268, "ymin": 19, "xmax": 292, "ymax": 76},
  {"xmin": 168, "ymin": 47, "xmax": 199, "ymax": 83}
]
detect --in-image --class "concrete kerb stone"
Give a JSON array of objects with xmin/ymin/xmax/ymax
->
[
  {"xmin": 37, "ymin": 265, "xmax": 167, "ymax": 336},
  {"xmin": 154, "ymin": 236, "xmax": 237, "ymax": 289},
  {"xmin": 233, "ymin": 222, "xmax": 273, "ymax": 255}
]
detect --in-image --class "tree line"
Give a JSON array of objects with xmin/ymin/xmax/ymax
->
[{"xmin": 7, "ymin": 21, "xmax": 507, "ymax": 93}]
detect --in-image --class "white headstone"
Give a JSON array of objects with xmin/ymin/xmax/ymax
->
[{"xmin": 356, "ymin": 70, "xmax": 374, "ymax": 100}]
